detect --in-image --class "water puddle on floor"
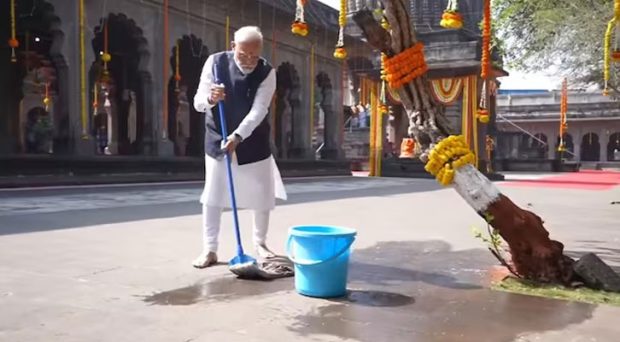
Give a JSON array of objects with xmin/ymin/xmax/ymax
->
[{"xmin": 140, "ymin": 275, "xmax": 294, "ymax": 306}]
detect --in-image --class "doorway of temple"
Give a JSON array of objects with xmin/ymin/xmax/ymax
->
[
  {"xmin": 0, "ymin": 0, "xmax": 67, "ymax": 155},
  {"xmin": 90, "ymin": 13, "xmax": 151, "ymax": 155}
]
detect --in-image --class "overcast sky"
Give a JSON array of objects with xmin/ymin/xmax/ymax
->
[
  {"xmin": 315, "ymin": 0, "xmax": 559, "ymax": 90},
  {"xmin": 317, "ymin": 0, "xmax": 340, "ymax": 9}
]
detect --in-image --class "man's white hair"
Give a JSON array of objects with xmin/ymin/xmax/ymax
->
[{"xmin": 234, "ymin": 26, "xmax": 263, "ymax": 44}]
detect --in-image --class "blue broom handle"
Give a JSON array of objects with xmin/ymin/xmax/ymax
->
[{"xmin": 213, "ymin": 66, "xmax": 244, "ymax": 257}]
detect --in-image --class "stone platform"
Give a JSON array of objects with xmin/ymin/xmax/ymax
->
[
  {"xmin": 381, "ymin": 158, "xmax": 505, "ymax": 181},
  {"xmin": 495, "ymin": 159, "xmax": 581, "ymax": 173},
  {"xmin": 0, "ymin": 155, "xmax": 351, "ymax": 188}
]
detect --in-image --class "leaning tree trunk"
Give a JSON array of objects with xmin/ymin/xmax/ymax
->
[{"xmin": 353, "ymin": 1, "xmax": 574, "ymax": 284}]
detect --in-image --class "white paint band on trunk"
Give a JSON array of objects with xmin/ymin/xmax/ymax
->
[{"xmin": 453, "ymin": 164, "xmax": 501, "ymax": 212}]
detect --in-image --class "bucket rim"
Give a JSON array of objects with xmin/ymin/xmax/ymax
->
[{"xmin": 288, "ymin": 225, "xmax": 357, "ymax": 237}]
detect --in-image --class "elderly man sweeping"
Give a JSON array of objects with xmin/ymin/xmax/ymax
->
[{"xmin": 192, "ymin": 26, "xmax": 287, "ymax": 268}]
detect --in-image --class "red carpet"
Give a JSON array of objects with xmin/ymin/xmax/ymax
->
[{"xmin": 503, "ymin": 170, "xmax": 620, "ymax": 191}]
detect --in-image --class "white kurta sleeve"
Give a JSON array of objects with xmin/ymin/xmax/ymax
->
[
  {"xmin": 193, "ymin": 55, "xmax": 216, "ymax": 113},
  {"xmin": 231, "ymin": 69, "xmax": 276, "ymax": 140}
]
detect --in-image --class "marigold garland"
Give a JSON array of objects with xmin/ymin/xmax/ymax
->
[
  {"xmin": 100, "ymin": 18, "xmax": 111, "ymax": 84},
  {"xmin": 292, "ymin": 0, "xmax": 309, "ymax": 37},
  {"xmin": 379, "ymin": 31, "xmax": 389, "ymax": 116},
  {"xmin": 174, "ymin": 40, "xmax": 181, "ymax": 92},
  {"xmin": 603, "ymin": 0, "xmax": 620, "ymax": 95},
  {"xmin": 477, "ymin": 0, "xmax": 491, "ymax": 123},
  {"xmin": 440, "ymin": 0, "xmax": 463, "ymax": 29},
  {"xmin": 477, "ymin": 109, "xmax": 489, "ymax": 123},
  {"xmin": 333, "ymin": 0, "xmax": 347, "ymax": 59},
  {"xmin": 558, "ymin": 78, "xmax": 568, "ymax": 152},
  {"xmin": 480, "ymin": 0, "xmax": 491, "ymax": 80},
  {"xmin": 381, "ymin": 42, "xmax": 428, "ymax": 89},
  {"xmin": 9, "ymin": 0, "xmax": 18, "ymax": 62},
  {"xmin": 424, "ymin": 135, "xmax": 476, "ymax": 186},
  {"xmin": 604, "ymin": 19, "xmax": 615, "ymax": 95},
  {"xmin": 43, "ymin": 82, "xmax": 51, "ymax": 111}
]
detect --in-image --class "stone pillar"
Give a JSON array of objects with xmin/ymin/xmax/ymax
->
[
  {"xmin": 510, "ymin": 134, "xmax": 519, "ymax": 159},
  {"xmin": 150, "ymin": 10, "xmax": 174, "ymax": 157},
  {"xmin": 601, "ymin": 128, "xmax": 609, "ymax": 162},
  {"xmin": 320, "ymin": 71, "xmax": 343, "ymax": 160},
  {"xmin": 572, "ymin": 129, "xmax": 581, "ymax": 161},
  {"xmin": 138, "ymin": 71, "xmax": 155, "ymax": 155},
  {"xmin": 547, "ymin": 126, "xmax": 556, "ymax": 160},
  {"xmin": 63, "ymin": 0, "xmax": 94, "ymax": 155},
  {"xmin": 288, "ymin": 58, "xmax": 311, "ymax": 159}
]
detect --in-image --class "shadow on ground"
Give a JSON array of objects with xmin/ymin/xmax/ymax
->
[
  {"xmin": 289, "ymin": 240, "xmax": 597, "ymax": 342},
  {"xmin": 0, "ymin": 178, "xmax": 442, "ymax": 235}
]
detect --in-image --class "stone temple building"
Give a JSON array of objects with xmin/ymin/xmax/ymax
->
[
  {"xmin": 495, "ymin": 90, "xmax": 620, "ymax": 166},
  {"xmin": 0, "ymin": 0, "xmax": 369, "ymax": 163}
]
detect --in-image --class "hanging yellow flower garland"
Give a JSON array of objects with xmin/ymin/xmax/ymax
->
[
  {"xmin": 379, "ymin": 11, "xmax": 389, "ymax": 114},
  {"xmin": 603, "ymin": 0, "xmax": 620, "ymax": 95},
  {"xmin": 100, "ymin": 19, "xmax": 112, "ymax": 84},
  {"xmin": 333, "ymin": 0, "xmax": 347, "ymax": 59},
  {"xmin": 43, "ymin": 82, "xmax": 51, "ymax": 111},
  {"xmin": 292, "ymin": 0, "xmax": 309, "ymax": 37},
  {"xmin": 440, "ymin": 0, "xmax": 463, "ymax": 29}
]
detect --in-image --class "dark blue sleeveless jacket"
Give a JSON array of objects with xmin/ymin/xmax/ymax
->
[{"xmin": 204, "ymin": 51, "xmax": 272, "ymax": 165}]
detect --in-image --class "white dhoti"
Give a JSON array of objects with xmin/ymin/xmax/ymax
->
[
  {"xmin": 199, "ymin": 153, "xmax": 287, "ymax": 253},
  {"xmin": 200, "ymin": 153, "xmax": 287, "ymax": 210}
]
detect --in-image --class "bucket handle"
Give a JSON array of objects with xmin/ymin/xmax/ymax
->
[{"xmin": 286, "ymin": 235, "xmax": 355, "ymax": 266}]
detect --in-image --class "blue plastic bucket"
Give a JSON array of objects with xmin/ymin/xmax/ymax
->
[{"xmin": 286, "ymin": 225, "xmax": 357, "ymax": 298}]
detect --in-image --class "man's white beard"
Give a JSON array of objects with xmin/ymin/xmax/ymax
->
[
  {"xmin": 240, "ymin": 66, "xmax": 255, "ymax": 74},
  {"xmin": 234, "ymin": 56, "xmax": 256, "ymax": 74}
]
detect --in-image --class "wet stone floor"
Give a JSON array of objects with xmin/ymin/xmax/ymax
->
[{"xmin": 1, "ymin": 177, "xmax": 619, "ymax": 341}]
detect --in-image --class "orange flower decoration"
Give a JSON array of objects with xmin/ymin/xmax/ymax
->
[
  {"xmin": 8, "ymin": 38, "xmax": 19, "ymax": 48},
  {"xmin": 291, "ymin": 21, "xmax": 308, "ymax": 37},
  {"xmin": 381, "ymin": 43, "xmax": 428, "ymax": 89},
  {"xmin": 477, "ymin": 109, "xmax": 489, "ymax": 123},
  {"xmin": 440, "ymin": 11, "xmax": 463, "ymax": 29}
]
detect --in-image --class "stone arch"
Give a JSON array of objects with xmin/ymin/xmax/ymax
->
[
  {"xmin": 580, "ymin": 132, "xmax": 600, "ymax": 162},
  {"xmin": 275, "ymin": 62, "xmax": 301, "ymax": 159},
  {"xmin": 0, "ymin": 0, "xmax": 67, "ymax": 154},
  {"xmin": 90, "ymin": 13, "xmax": 152, "ymax": 155},
  {"xmin": 168, "ymin": 34, "xmax": 209, "ymax": 156},
  {"xmin": 555, "ymin": 133, "xmax": 574, "ymax": 160},
  {"xmin": 608, "ymin": 132, "xmax": 620, "ymax": 161}
]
